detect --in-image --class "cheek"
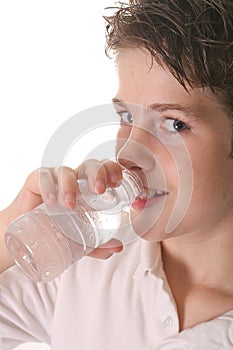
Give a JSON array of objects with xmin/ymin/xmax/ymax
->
[
  {"xmin": 193, "ymin": 161, "xmax": 230, "ymax": 204},
  {"xmin": 159, "ymin": 147, "xmax": 188, "ymax": 192},
  {"xmin": 185, "ymin": 149, "xmax": 233, "ymax": 230},
  {"xmin": 115, "ymin": 127, "xmax": 131, "ymax": 154}
]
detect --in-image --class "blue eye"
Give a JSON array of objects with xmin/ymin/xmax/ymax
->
[
  {"xmin": 163, "ymin": 119, "xmax": 189, "ymax": 132},
  {"xmin": 119, "ymin": 111, "xmax": 133, "ymax": 124}
]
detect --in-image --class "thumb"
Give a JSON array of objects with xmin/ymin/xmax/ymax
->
[{"xmin": 88, "ymin": 239, "xmax": 123, "ymax": 260}]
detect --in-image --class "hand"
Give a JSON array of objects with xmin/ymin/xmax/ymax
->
[{"xmin": 5, "ymin": 160, "xmax": 124, "ymax": 262}]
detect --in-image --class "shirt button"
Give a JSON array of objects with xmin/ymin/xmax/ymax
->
[{"xmin": 163, "ymin": 316, "xmax": 174, "ymax": 328}]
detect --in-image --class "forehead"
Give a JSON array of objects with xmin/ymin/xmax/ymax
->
[
  {"xmin": 116, "ymin": 49, "xmax": 195, "ymax": 103},
  {"xmin": 115, "ymin": 48, "xmax": 228, "ymax": 123}
]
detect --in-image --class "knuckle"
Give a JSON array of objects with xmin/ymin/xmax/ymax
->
[
  {"xmin": 38, "ymin": 167, "xmax": 52, "ymax": 178},
  {"xmin": 56, "ymin": 166, "xmax": 76, "ymax": 181},
  {"xmin": 27, "ymin": 167, "xmax": 50, "ymax": 184},
  {"xmin": 76, "ymin": 159, "xmax": 96, "ymax": 173},
  {"xmin": 55, "ymin": 165, "xmax": 69, "ymax": 175}
]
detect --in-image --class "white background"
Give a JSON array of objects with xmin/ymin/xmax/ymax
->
[
  {"xmin": 0, "ymin": 1, "xmax": 117, "ymax": 349},
  {"xmin": 0, "ymin": 0, "xmax": 117, "ymax": 210}
]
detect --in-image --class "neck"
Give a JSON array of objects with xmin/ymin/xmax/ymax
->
[
  {"xmin": 161, "ymin": 222, "xmax": 233, "ymax": 290},
  {"xmin": 161, "ymin": 221, "xmax": 233, "ymax": 330}
]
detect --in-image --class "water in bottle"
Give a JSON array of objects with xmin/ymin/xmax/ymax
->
[{"xmin": 5, "ymin": 170, "xmax": 143, "ymax": 283}]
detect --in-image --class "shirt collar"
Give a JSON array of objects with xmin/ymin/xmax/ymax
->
[{"xmin": 133, "ymin": 239, "xmax": 164, "ymax": 279}]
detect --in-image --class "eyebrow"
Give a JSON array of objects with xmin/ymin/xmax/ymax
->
[{"xmin": 112, "ymin": 97, "xmax": 200, "ymax": 120}]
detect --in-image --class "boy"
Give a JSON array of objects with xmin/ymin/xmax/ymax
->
[{"xmin": 0, "ymin": 0, "xmax": 233, "ymax": 348}]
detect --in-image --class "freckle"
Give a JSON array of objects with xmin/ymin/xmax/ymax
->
[{"xmin": 130, "ymin": 70, "xmax": 134, "ymax": 77}]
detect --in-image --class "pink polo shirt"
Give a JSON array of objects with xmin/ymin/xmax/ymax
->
[{"xmin": 0, "ymin": 238, "xmax": 232, "ymax": 349}]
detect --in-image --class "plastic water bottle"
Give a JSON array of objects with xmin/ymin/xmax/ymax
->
[{"xmin": 5, "ymin": 170, "xmax": 142, "ymax": 283}]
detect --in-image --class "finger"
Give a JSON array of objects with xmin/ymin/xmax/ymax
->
[
  {"xmin": 76, "ymin": 159, "xmax": 108, "ymax": 194},
  {"xmin": 38, "ymin": 168, "xmax": 57, "ymax": 204},
  {"xmin": 88, "ymin": 239, "xmax": 123, "ymax": 260},
  {"xmin": 24, "ymin": 167, "xmax": 57, "ymax": 205},
  {"xmin": 101, "ymin": 160, "xmax": 123, "ymax": 188},
  {"xmin": 56, "ymin": 166, "xmax": 78, "ymax": 207},
  {"xmin": 15, "ymin": 167, "xmax": 57, "ymax": 214}
]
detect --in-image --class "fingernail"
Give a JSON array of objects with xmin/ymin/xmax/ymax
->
[
  {"xmin": 48, "ymin": 193, "xmax": 56, "ymax": 202},
  {"xmin": 65, "ymin": 193, "xmax": 75, "ymax": 204},
  {"xmin": 111, "ymin": 174, "xmax": 120, "ymax": 184},
  {"xmin": 94, "ymin": 180, "xmax": 105, "ymax": 194}
]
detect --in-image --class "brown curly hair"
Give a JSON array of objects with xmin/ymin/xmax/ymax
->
[{"xmin": 104, "ymin": 0, "xmax": 233, "ymax": 135}]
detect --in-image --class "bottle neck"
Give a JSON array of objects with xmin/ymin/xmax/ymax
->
[{"xmin": 121, "ymin": 170, "xmax": 143, "ymax": 205}]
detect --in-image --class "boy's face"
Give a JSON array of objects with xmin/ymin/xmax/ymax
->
[{"xmin": 113, "ymin": 48, "xmax": 233, "ymax": 242}]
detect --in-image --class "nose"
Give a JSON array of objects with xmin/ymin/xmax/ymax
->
[{"xmin": 116, "ymin": 127, "xmax": 156, "ymax": 173}]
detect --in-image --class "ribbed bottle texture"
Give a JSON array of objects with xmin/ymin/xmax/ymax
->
[{"xmin": 5, "ymin": 170, "xmax": 142, "ymax": 282}]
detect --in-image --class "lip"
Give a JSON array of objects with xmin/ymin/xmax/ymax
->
[{"xmin": 131, "ymin": 191, "xmax": 168, "ymax": 210}]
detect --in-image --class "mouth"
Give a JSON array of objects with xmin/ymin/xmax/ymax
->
[{"xmin": 132, "ymin": 188, "xmax": 168, "ymax": 210}]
